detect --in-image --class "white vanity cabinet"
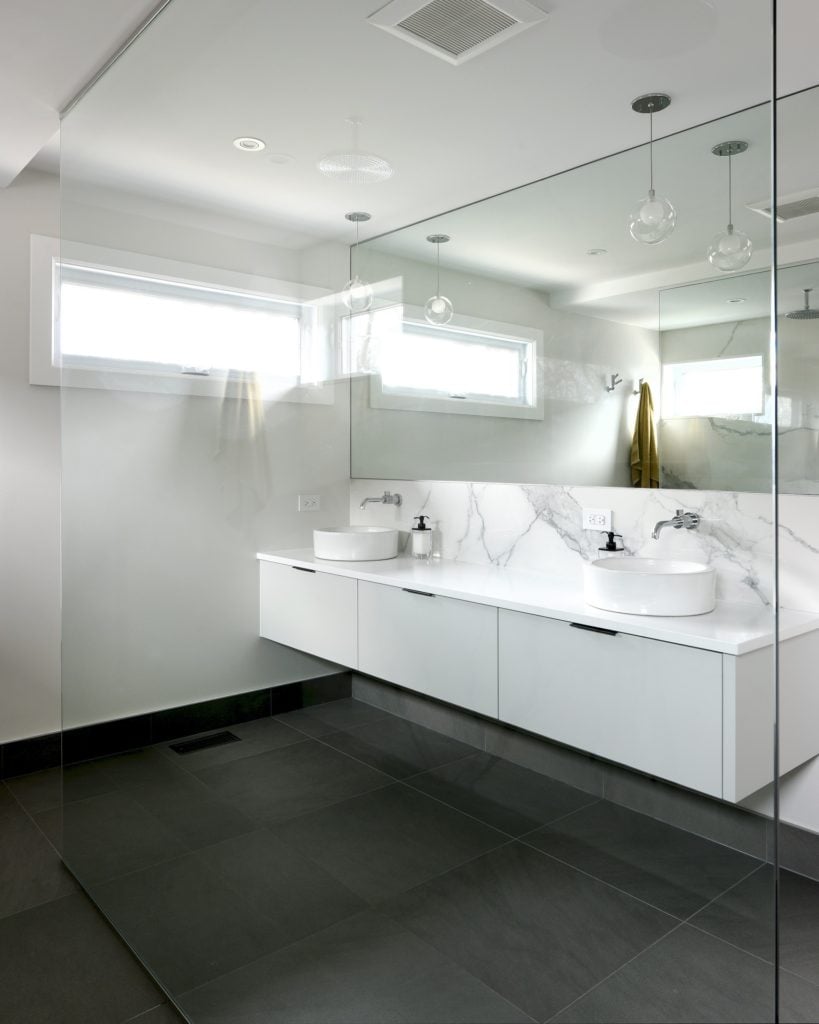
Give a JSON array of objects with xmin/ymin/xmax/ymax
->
[
  {"xmin": 258, "ymin": 551, "xmax": 819, "ymax": 804},
  {"xmin": 498, "ymin": 610, "xmax": 724, "ymax": 797},
  {"xmin": 357, "ymin": 581, "xmax": 499, "ymax": 717},
  {"xmin": 259, "ymin": 559, "xmax": 357, "ymax": 667}
]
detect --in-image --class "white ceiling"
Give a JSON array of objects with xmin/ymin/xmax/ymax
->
[
  {"xmin": 50, "ymin": 0, "xmax": 819, "ymax": 246},
  {"xmin": 9, "ymin": 0, "xmax": 819, "ymax": 330},
  {"xmin": 0, "ymin": 0, "xmax": 163, "ymax": 186}
]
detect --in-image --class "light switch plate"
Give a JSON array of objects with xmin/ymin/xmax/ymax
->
[
  {"xmin": 298, "ymin": 494, "xmax": 321, "ymax": 512},
  {"xmin": 582, "ymin": 508, "xmax": 612, "ymax": 531}
]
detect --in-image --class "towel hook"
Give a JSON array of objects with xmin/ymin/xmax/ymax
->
[
  {"xmin": 606, "ymin": 373, "xmax": 623, "ymax": 392},
  {"xmin": 633, "ymin": 377, "xmax": 645, "ymax": 395}
]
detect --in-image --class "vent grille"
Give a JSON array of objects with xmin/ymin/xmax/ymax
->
[
  {"xmin": 399, "ymin": 0, "xmax": 516, "ymax": 56},
  {"xmin": 747, "ymin": 190, "xmax": 819, "ymax": 223},
  {"xmin": 369, "ymin": 0, "xmax": 548, "ymax": 65}
]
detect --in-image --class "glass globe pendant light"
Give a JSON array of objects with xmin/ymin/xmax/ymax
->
[
  {"xmin": 707, "ymin": 141, "xmax": 753, "ymax": 273},
  {"xmin": 424, "ymin": 234, "xmax": 454, "ymax": 325},
  {"xmin": 628, "ymin": 93, "xmax": 677, "ymax": 245},
  {"xmin": 342, "ymin": 212, "xmax": 373, "ymax": 313}
]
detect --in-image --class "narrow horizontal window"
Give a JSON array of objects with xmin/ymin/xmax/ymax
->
[
  {"xmin": 58, "ymin": 264, "xmax": 302, "ymax": 380},
  {"xmin": 662, "ymin": 355, "xmax": 764, "ymax": 419}
]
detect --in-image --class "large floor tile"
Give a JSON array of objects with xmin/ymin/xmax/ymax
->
[
  {"xmin": 0, "ymin": 893, "xmax": 162, "ymax": 1024},
  {"xmin": 193, "ymin": 739, "xmax": 390, "ymax": 824},
  {"xmin": 5, "ymin": 760, "xmax": 116, "ymax": 814},
  {"xmin": 408, "ymin": 752, "xmax": 598, "ymax": 836},
  {"xmin": 91, "ymin": 852, "xmax": 287, "ymax": 995},
  {"xmin": 126, "ymin": 772, "xmax": 256, "ymax": 850},
  {"xmin": 0, "ymin": 802, "xmax": 77, "ymax": 918},
  {"xmin": 274, "ymin": 697, "xmax": 393, "ymax": 738},
  {"xmin": 99, "ymin": 749, "xmax": 193, "ymax": 790},
  {"xmin": 525, "ymin": 800, "xmax": 760, "ymax": 918},
  {"xmin": 320, "ymin": 715, "xmax": 477, "ymax": 779},
  {"xmin": 158, "ymin": 716, "xmax": 303, "ymax": 771},
  {"xmin": 198, "ymin": 828, "xmax": 364, "ymax": 942},
  {"xmin": 275, "ymin": 783, "xmax": 508, "ymax": 902},
  {"xmin": 384, "ymin": 840, "xmax": 676, "ymax": 1022},
  {"xmin": 551, "ymin": 924, "xmax": 819, "ymax": 1023},
  {"xmin": 178, "ymin": 910, "xmax": 532, "ymax": 1023},
  {"xmin": 36, "ymin": 791, "xmax": 188, "ymax": 884},
  {"xmin": 691, "ymin": 866, "xmax": 819, "ymax": 986},
  {"xmin": 123, "ymin": 1005, "xmax": 186, "ymax": 1023}
]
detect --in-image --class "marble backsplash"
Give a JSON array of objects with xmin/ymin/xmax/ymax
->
[{"xmin": 349, "ymin": 479, "xmax": 819, "ymax": 612}]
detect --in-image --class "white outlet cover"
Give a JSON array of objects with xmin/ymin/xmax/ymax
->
[
  {"xmin": 582, "ymin": 507, "xmax": 612, "ymax": 531},
  {"xmin": 298, "ymin": 494, "xmax": 321, "ymax": 512}
]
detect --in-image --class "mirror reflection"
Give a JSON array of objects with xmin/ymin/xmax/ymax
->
[{"xmin": 351, "ymin": 87, "xmax": 819, "ymax": 493}]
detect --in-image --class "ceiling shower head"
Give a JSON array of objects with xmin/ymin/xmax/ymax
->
[{"xmin": 787, "ymin": 288, "xmax": 819, "ymax": 320}]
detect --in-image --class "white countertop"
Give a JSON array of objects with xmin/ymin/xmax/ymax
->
[{"xmin": 257, "ymin": 549, "xmax": 819, "ymax": 656}]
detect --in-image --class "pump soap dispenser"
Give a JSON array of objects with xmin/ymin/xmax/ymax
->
[
  {"xmin": 411, "ymin": 516, "xmax": 433, "ymax": 560},
  {"xmin": 599, "ymin": 531, "xmax": 624, "ymax": 557}
]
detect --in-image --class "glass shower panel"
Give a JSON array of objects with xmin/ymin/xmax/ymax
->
[
  {"xmin": 773, "ymin": 79, "xmax": 819, "ymax": 1024},
  {"xmin": 56, "ymin": 1, "xmax": 780, "ymax": 1022}
]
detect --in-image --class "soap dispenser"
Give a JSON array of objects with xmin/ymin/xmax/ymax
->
[
  {"xmin": 599, "ymin": 531, "xmax": 624, "ymax": 557},
  {"xmin": 411, "ymin": 515, "xmax": 433, "ymax": 560}
]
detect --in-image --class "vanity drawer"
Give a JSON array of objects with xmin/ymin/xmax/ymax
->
[
  {"xmin": 260, "ymin": 561, "xmax": 357, "ymax": 667},
  {"xmin": 498, "ymin": 609, "xmax": 723, "ymax": 797},
  {"xmin": 357, "ymin": 581, "xmax": 498, "ymax": 717}
]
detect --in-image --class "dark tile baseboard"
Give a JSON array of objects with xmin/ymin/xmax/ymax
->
[{"xmin": 0, "ymin": 672, "xmax": 351, "ymax": 779}]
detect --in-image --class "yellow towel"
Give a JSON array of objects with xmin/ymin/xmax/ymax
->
[{"xmin": 631, "ymin": 381, "xmax": 659, "ymax": 488}]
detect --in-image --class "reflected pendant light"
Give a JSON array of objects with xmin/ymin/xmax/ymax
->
[
  {"xmin": 628, "ymin": 93, "xmax": 677, "ymax": 245},
  {"xmin": 424, "ymin": 234, "xmax": 454, "ymax": 325},
  {"xmin": 707, "ymin": 141, "xmax": 753, "ymax": 273},
  {"xmin": 342, "ymin": 212, "xmax": 374, "ymax": 313}
]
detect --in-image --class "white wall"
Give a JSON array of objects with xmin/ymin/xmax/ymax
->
[
  {"xmin": 0, "ymin": 169, "xmax": 61, "ymax": 744},
  {"xmin": 57, "ymin": 193, "xmax": 353, "ymax": 729}
]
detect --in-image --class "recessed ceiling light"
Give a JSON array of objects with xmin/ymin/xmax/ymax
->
[
  {"xmin": 233, "ymin": 137, "xmax": 266, "ymax": 152},
  {"xmin": 726, "ymin": 297, "xmax": 746, "ymax": 304},
  {"xmin": 586, "ymin": 248, "xmax": 608, "ymax": 256}
]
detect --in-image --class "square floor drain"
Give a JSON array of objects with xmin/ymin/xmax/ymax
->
[{"xmin": 170, "ymin": 730, "xmax": 240, "ymax": 755}]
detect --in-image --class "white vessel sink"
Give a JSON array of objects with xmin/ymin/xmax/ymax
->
[
  {"xmin": 583, "ymin": 557, "xmax": 716, "ymax": 616},
  {"xmin": 313, "ymin": 526, "xmax": 399, "ymax": 561}
]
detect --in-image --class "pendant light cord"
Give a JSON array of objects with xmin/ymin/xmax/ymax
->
[
  {"xmin": 435, "ymin": 241, "xmax": 441, "ymax": 296},
  {"xmin": 727, "ymin": 152, "xmax": 734, "ymax": 229},
  {"xmin": 649, "ymin": 107, "xmax": 654, "ymax": 194}
]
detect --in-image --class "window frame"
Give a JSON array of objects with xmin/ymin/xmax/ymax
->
[
  {"xmin": 368, "ymin": 305, "xmax": 544, "ymax": 421},
  {"xmin": 29, "ymin": 235, "xmax": 333, "ymax": 403},
  {"xmin": 660, "ymin": 353, "xmax": 766, "ymax": 421}
]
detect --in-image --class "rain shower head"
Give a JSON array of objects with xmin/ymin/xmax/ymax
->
[{"xmin": 787, "ymin": 288, "xmax": 819, "ymax": 320}]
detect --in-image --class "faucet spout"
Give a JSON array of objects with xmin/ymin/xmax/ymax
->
[
  {"xmin": 652, "ymin": 508, "xmax": 701, "ymax": 541},
  {"xmin": 359, "ymin": 490, "xmax": 402, "ymax": 511}
]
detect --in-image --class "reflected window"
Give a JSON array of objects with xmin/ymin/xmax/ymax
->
[
  {"xmin": 58, "ymin": 264, "xmax": 302, "ymax": 379},
  {"xmin": 662, "ymin": 355, "xmax": 764, "ymax": 418},
  {"xmin": 353, "ymin": 307, "xmax": 539, "ymax": 417}
]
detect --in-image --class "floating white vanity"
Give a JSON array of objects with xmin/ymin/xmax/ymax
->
[{"xmin": 257, "ymin": 550, "xmax": 819, "ymax": 804}]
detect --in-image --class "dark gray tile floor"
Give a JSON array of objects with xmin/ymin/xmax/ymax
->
[{"xmin": 6, "ymin": 697, "xmax": 819, "ymax": 1023}]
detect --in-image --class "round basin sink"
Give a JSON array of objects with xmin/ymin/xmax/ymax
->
[
  {"xmin": 314, "ymin": 526, "xmax": 399, "ymax": 561},
  {"xmin": 583, "ymin": 557, "xmax": 716, "ymax": 616}
]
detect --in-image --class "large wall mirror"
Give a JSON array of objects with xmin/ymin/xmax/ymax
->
[{"xmin": 351, "ymin": 86, "xmax": 819, "ymax": 493}]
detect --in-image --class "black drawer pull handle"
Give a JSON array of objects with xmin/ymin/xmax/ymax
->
[
  {"xmin": 402, "ymin": 588, "xmax": 435, "ymax": 598},
  {"xmin": 292, "ymin": 566, "xmax": 317, "ymax": 573},
  {"xmin": 570, "ymin": 622, "xmax": 618, "ymax": 636}
]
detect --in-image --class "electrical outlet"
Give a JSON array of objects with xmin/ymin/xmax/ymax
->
[
  {"xmin": 582, "ymin": 508, "xmax": 612, "ymax": 531},
  {"xmin": 298, "ymin": 494, "xmax": 321, "ymax": 512}
]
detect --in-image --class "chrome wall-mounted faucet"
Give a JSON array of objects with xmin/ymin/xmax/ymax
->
[
  {"xmin": 652, "ymin": 508, "xmax": 701, "ymax": 540},
  {"xmin": 359, "ymin": 490, "xmax": 402, "ymax": 511}
]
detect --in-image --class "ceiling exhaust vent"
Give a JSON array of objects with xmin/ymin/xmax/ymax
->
[
  {"xmin": 368, "ymin": 0, "xmax": 548, "ymax": 65},
  {"xmin": 747, "ymin": 189, "xmax": 819, "ymax": 224}
]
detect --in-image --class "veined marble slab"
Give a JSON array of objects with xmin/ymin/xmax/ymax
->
[{"xmin": 348, "ymin": 479, "xmax": 819, "ymax": 612}]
